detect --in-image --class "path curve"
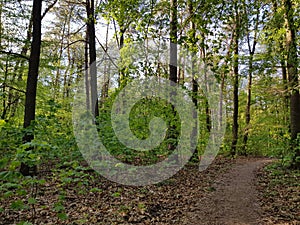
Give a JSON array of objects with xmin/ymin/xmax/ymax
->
[{"xmin": 185, "ymin": 158, "xmax": 273, "ymax": 225}]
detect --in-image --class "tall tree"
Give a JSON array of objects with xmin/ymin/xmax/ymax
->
[
  {"xmin": 169, "ymin": 0, "xmax": 177, "ymax": 85},
  {"xmin": 86, "ymin": 0, "xmax": 99, "ymax": 119},
  {"xmin": 283, "ymin": 0, "xmax": 300, "ymax": 168},
  {"xmin": 242, "ymin": 0, "xmax": 259, "ymax": 154},
  {"xmin": 231, "ymin": 1, "xmax": 241, "ymax": 156},
  {"xmin": 20, "ymin": 0, "xmax": 42, "ymax": 176},
  {"xmin": 188, "ymin": 0, "xmax": 199, "ymax": 160},
  {"xmin": 168, "ymin": 0, "xmax": 178, "ymax": 153}
]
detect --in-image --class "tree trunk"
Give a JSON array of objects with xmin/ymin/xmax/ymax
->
[
  {"xmin": 117, "ymin": 27, "xmax": 127, "ymax": 88},
  {"xmin": 169, "ymin": 0, "xmax": 177, "ymax": 85},
  {"xmin": 231, "ymin": 6, "xmax": 240, "ymax": 156},
  {"xmin": 168, "ymin": 0, "xmax": 178, "ymax": 155},
  {"xmin": 274, "ymin": 1, "xmax": 289, "ymax": 126},
  {"xmin": 284, "ymin": 0, "xmax": 300, "ymax": 168},
  {"xmin": 54, "ymin": 13, "xmax": 67, "ymax": 98},
  {"xmin": 242, "ymin": 53, "xmax": 253, "ymax": 155},
  {"xmin": 86, "ymin": 0, "xmax": 99, "ymax": 120},
  {"xmin": 20, "ymin": 0, "xmax": 42, "ymax": 176},
  {"xmin": 188, "ymin": 0, "xmax": 199, "ymax": 161},
  {"xmin": 281, "ymin": 55, "xmax": 289, "ymax": 126},
  {"xmin": 242, "ymin": 6, "xmax": 258, "ymax": 155},
  {"xmin": 85, "ymin": 27, "xmax": 90, "ymax": 111},
  {"xmin": 0, "ymin": 2, "xmax": 3, "ymax": 49}
]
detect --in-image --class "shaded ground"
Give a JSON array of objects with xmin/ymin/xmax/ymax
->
[
  {"xmin": 182, "ymin": 158, "xmax": 273, "ymax": 225},
  {"xmin": 1, "ymin": 157, "xmax": 298, "ymax": 224},
  {"xmin": 256, "ymin": 162, "xmax": 300, "ymax": 225}
]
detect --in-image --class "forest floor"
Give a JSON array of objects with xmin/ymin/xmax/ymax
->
[
  {"xmin": 182, "ymin": 158, "xmax": 272, "ymax": 224},
  {"xmin": 1, "ymin": 157, "xmax": 299, "ymax": 225}
]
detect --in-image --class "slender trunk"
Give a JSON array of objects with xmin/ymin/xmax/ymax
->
[
  {"xmin": 100, "ymin": 23, "xmax": 111, "ymax": 108},
  {"xmin": 274, "ymin": 1, "xmax": 289, "ymax": 127},
  {"xmin": 1, "ymin": 54, "xmax": 9, "ymax": 120},
  {"xmin": 54, "ymin": 15, "xmax": 67, "ymax": 97},
  {"xmin": 231, "ymin": 9, "xmax": 240, "ymax": 156},
  {"xmin": 222, "ymin": 29, "xmax": 234, "ymax": 147},
  {"xmin": 168, "ymin": 0, "xmax": 178, "ymax": 156},
  {"xmin": 199, "ymin": 34, "xmax": 211, "ymax": 133},
  {"xmin": 243, "ymin": 7, "xmax": 258, "ymax": 154},
  {"xmin": 242, "ymin": 52, "xmax": 253, "ymax": 155},
  {"xmin": 0, "ymin": 3, "xmax": 2, "ymax": 50},
  {"xmin": 0, "ymin": 3, "xmax": 3, "ymax": 119},
  {"xmin": 169, "ymin": 0, "xmax": 177, "ymax": 84},
  {"xmin": 63, "ymin": 9, "xmax": 73, "ymax": 98},
  {"xmin": 86, "ymin": 0, "xmax": 99, "ymax": 119},
  {"xmin": 280, "ymin": 53, "xmax": 289, "ymax": 125},
  {"xmin": 100, "ymin": 59, "xmax": 110, "ymax": 108},
  {"xmin": 20, "ymin": 0, "xmax": 42, "ymax": 176},
  {"xmin": 85, "ymin": 27, "xmax": 90, "ymax": 110},
  {"xmin": 188, "ymin": 0, "xmax": 199, "ymax": 161},
  {"xmin": 117, "ymin": 26, "xmax": 127, "ymax": 88}
]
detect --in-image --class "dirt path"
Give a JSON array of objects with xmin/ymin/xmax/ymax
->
[{"xmin": 184, "ymin": 158, "xmax": 273, "ymax": 225}]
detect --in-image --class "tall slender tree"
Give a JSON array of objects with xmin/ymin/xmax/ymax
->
[
  {"xmin": 242, "ymin": 0, "xmax": 259, "ymax": 154},
  {"xmin": 231, "ymin": 1, "xmax": 241, "ymax": 156},
  {"xmin": 86, "ymin": 0, "xmax": 99, "ymax": 119},
  {"xmin": 188, "ymin": 0, "xmax": 199, "ymax": 160},
  {"xmin": 20, "ymin": 0, "xmax": 42, "ymax": 176},
  {"xmin": 168, "ymin": 0, "xmax": 178, "ymax": 153}
]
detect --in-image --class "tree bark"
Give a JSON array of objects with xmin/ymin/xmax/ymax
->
[
  {"xmin": 168, "ymin": 0, "xmax": 178, "ymax": 155},
  {"xmin": 283, "ymin": 0, "xmax": 300, "ymax": 168},
  {"xmin": 20, "ymin": 0, "xmax": 42, "ymax": 176},
  {"xmin": 280, "ymin": 48, "xmax": 289, "ymax": 126},
  {"xmin": 85, "ymin": 27, "xmax": 90, "ymax": 111},
  {"xmin": 231, "ymin": 5, "xmax": 240, "ymax": 156},
  {"xmin": 86, "ymin": 0, "xmax": 99, "ymax": 120},
  {"xmin": 188, "ymin": 0, "xmax": 199, "ymax": 161},
  {"xmin": 169, "ymin": 0, "xmax": 177, "ymax": 85}
]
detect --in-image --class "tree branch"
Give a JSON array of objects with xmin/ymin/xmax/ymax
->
[
  {"xmin": 42, "ymin": 0, "xmax": 58, "ymax": 20},
  {"xmin": 0, "ymin": 50, "xmax": 29, "ymax": 60},
  {"xmin": 0, "ymin": 84, "xmax": 26, "ymax": 94},
  {"xmin": 63, "ymin": 39, "xmax": 86, "ymax": 50}
]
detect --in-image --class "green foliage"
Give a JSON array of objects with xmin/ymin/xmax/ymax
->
[
  {"xmin": 17, "ymin": 222, "xmax": 33, "ymax": 225},
  {"xmin": 98, "ymin": 94, "xmax": 184, "ymax": 164},
  {"xmin": 10, "ymin": 200, "xmax": 28, "ymax": 210},
  {"xmin": 0, "ymin": 121, "xmax": 23, "ymax": 157}
]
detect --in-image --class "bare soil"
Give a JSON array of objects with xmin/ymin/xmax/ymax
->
[{"xmin": 182, "ymin": 158, "xmax": 273, "ymax": 225}]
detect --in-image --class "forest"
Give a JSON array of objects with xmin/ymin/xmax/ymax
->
[{"xmin": 0, "ymin": 0, "xmax": 299, "ymax": 224}]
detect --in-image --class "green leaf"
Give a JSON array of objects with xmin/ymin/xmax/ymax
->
[
  {"xmin": 0, "ymin": 171, "xmax": 22, "ymax": 181},
  {"xmin": 57, "ymin": 212, "xmax": 68, "ymax": 220},
  {"xmin": 0, "ymin": 158, "xmax": 8, "ymax": 169},
  {"xmin": 112, "ymin": 192, "xmax": 121, "ymax": 197},
  {"xmin": 16, "ymin": 189, "xmax": 27, "ymax": 196},
  {"xmin": 2, "ymin": 182, "xmax": 21, "ymax": 190},
  {"xmin": 90, "ymin": 187, "xmax": 102, "ymax": 193},
  {"xmin": 3, "ymin": 191, "xmax": 14, "ymax": 198},
  {"xmin": 9, "ymin": 161, "xmax": 21, "ymax": 170},
  {"xmin": 28, "ymin": 197, "xmax": 37, "ymax": 205},
  {"xmin": 53, "ymin": 202, "xmax": 65, "ymax": 212},
  {"xmin": 10, "ymin": 200, "xmax": 27, "ymax": 210}
]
